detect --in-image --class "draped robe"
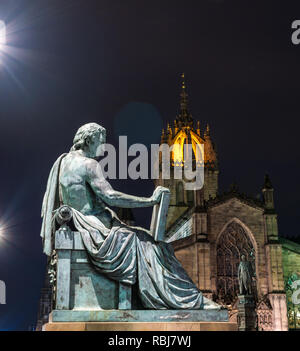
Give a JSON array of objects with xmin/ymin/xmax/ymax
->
[{"xmin": 41, "ymin": 154, "xmax": 207, "ymax": 309}]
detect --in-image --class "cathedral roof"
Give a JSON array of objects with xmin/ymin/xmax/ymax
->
[
  {"xmin": 165, "ymin": 206, "xmax": 195, "ymax": 242},
  {"xmin": 280, "ymin": 237, "xmax": 300, "ymax": 255},
  {"xmin": 166, "ymin": 185, "xmax": 265, "ymax": 241},
  {"xmin": 206, "ymin": 186, "xmax": 265, "ymax": 211}
]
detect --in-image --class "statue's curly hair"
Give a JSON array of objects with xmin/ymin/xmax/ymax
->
[{"xmin": 71, "ymin": 123, "xmax": 106, "ymax": 151}]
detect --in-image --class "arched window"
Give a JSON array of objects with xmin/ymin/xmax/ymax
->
[
  {"xmin": 216, "ymin": 221, "xmax": 256, "ymax": 304},
  {"xmin": 176, "ymin": 182, "xmax": 184, "ymax": 205}
]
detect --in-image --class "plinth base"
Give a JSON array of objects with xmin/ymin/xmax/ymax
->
[
  {"xmin": 237, "ymin": 294, "xmax": 256, "ymax": 331},
  {"xmin": 50, "ymin": 309, "xmax": 229, "ymax": 323},
  {"xmin": 45, "ymin": 309, "xmax": 237, "ymax": 331},
  {"xmin": 44, "ymin": 321, "xmax": 237, "ymax": 331}
]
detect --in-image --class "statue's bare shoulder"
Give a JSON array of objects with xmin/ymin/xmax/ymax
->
[
  {"xmin": 84, "ymin": 157, "xmax": 102, "ymax": 178},
  {"xmin": 61, "ymin": 152, "xmax": 100, "ymax": 178}
]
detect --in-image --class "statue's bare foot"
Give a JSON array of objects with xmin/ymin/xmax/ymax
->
[{"xmin": 202, "ymin": 296, "xmax": 222, "ymax": 310}]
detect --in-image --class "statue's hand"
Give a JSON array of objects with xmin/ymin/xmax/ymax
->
[{"xmin": 151, "ymin": 186, "xmax": 170, "ymax": 204}]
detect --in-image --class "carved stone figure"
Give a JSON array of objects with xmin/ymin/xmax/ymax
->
[
  {"xmin": 238, "ymin": 255, "xmax": 254, "ymax": 295},
  {"xmin": 41, "ymin": 122, "xmax": 220, "ymax": 310}
]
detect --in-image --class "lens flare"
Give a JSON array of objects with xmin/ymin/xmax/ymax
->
[{"xmin": 0, "ymin": 20, "xmax": 6, "ymax": 49}]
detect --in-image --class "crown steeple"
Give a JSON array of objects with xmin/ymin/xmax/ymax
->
[{"xmin": 159, "ymin": 74, "xmax": 218, "ymax": 168}]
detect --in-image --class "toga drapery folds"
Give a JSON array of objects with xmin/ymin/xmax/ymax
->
[{"xmin": 41, "ymin": 155, "xmax": 205, "ymax": 309}]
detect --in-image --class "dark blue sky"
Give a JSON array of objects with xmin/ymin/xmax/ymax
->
[{"xmin": 0, "ymin": 0, "xmax": 299, "ymax": 330}]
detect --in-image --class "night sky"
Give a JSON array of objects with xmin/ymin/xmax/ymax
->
[{"xmin": 0, "ymin": 0, "xmax": 299, "ymax": 330}]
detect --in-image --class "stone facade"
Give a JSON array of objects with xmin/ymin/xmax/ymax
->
[
  {"xmin": 162, "ymin": 167, "xmax": 289, "ymax": 330},
  {"xmin": 157, "ymin": 75, "xmax": 292, "ymax": 331},
  {"xmin": 167, "ymin": 195, "xmax": 289, "ymax": 331}
]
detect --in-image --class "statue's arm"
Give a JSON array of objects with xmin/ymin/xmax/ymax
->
[{"xmin": 86, "ymin": 160, "xmax": 165, "ymax": 208}]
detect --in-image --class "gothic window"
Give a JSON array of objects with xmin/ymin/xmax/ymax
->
[
  {"xmin": 216, "ymin": 221, "xmax": 256, "ymax": 304},
  {"xmin": 176, "ymin": 182, "xmax": 184, "ymax": 205}
]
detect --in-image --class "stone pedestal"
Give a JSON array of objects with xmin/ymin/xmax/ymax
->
[
  {"xmin": 44, "ymin": 309, "xmax": 237, "ymax": 331},
  {"xmin": 237, "ymin": 295, "xmax": 257, "ymax": 331},
  {"xmin": 44, "ymin": 321, "xmax": 237, "ymax": 331}
]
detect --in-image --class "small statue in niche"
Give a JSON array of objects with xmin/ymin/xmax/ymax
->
[{"xmin": 238, "ymin": 255, "xmax": 254, "ymax": 295}]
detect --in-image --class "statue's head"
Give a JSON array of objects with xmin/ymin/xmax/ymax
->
[
  {"xmin": 71, "ymin": 123, "xmax": 106, "ymax": 157},
  {"xmin": 241, "ymin": 255, "xmax": 246, "ymax": 261}
]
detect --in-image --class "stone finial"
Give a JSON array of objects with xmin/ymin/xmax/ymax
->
[
  {"xmin": 263, "ymin": 174, "xmax": 273, "ymax": 189},
  {"xmin": 174, "ymin": 120, "xmax": 178, "ymax": 134},
  {"xmin": 177, "ymin": 73, "xmax": 193, "ymax": 128},
  {"xmin": 197, "ymin": 121, "xmax": 201, "ymax": 136},
  {"xmin": 229, "ymin": 182, "xmax": 239, "ymax": 193},
  {"xmin": 262, "ymin": 173, "xmax": 275, "ymax": 210},
  {"xmin": 161, "ymin": 128, "xmax": 165, "ymax": 144},
  {"xmin": 204, "ymin": 123, "xmax": 210, "ymax": 137},
  {"xmin": 203, "ymin": 124, "xmax": 217, "ymax": 166}
]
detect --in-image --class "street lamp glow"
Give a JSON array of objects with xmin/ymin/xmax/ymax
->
[{"xmin": 0, "ymin": 20, "xmax": 6, "ymax": 48}]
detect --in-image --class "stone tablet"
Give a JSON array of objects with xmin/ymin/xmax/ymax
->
[{"xmin": 150, "ymin": 191, "xmax": 170, "ymax": 242}]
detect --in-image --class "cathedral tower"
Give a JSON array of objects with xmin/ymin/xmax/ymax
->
[
  {"xmin": 262, "ymin": 174, "xmax": 287, "ymax": 330},
  {"xmin": 155, "ymin": 74, "xmax": 218, "ymax": 229}
]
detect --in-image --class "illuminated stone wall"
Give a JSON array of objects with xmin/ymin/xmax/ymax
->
[{"xmin": 170, "ymin": 196, "xmax": 289, "ymax": 331}]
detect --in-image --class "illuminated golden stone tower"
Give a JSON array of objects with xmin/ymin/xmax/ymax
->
[{"xmin": 155, "ymin": 74, "xmax": 218, "ymax": 229}]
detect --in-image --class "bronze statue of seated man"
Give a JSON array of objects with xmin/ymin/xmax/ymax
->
[{"xmin": 41, "ymin": 122, "xmax": 220, "ymax": 310}]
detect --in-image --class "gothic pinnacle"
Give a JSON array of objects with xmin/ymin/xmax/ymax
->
[
  {"xmin": 178, "ymin": 73, "xmax": 193, "ymax": 127},
  {"xmin": 180, "ymin": 73, "xmax": 188, "ymax": 114},
  {"xmin": 197, "ymin": 121, "xmax": 200, "ymax": 135},
  {"xmin": 205, "ymin": 123, "xmax": 210, "ymax": 136},
  {"xmin": 263, "ymin": 173, "xmax": 273, "ymax": 189}
]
